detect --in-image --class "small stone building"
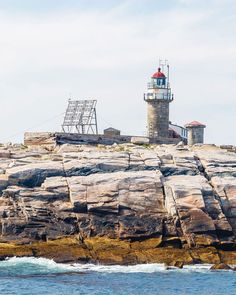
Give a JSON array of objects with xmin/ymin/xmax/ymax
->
[
  {"xmin": 104, "ymin": 127, "xmax": 121, "ymax": 137},
  {"xmin": 185, "ymin": 121, "xmax": 206, "ymax": 145}
]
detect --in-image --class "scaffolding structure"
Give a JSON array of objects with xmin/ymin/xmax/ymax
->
[{"xmin": 62, "ymin": 99, "xmax": 98, "ymax": 134}]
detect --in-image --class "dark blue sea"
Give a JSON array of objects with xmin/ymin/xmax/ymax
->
[{"xmin": 0, "ymin": 257, "xmax": 235, "ymax": 295}]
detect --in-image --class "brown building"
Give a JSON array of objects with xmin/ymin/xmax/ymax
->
[{"xmin": 104, "ymin": 127, "xmax": 121, "ymax": 137}]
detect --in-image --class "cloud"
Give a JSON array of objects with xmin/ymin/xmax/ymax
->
[{"xmin": 0, "ymin": 0, "xmax": 235, "ymax": 144}]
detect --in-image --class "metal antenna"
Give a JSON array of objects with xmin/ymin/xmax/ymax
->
[
  {"xmin": 159, "ymin": 59, "xmax": 170, "ymax": 87},
  {"xmin": 62, "ymin": 99, "xmax": 98, "ymax": 134},
  {"xmin": 167, "ymin": 63, "xmax": 170, "ymax": 87},
  {"xmin": 159, "ymin": 59, "xmax": 168, "ymax": 72}
]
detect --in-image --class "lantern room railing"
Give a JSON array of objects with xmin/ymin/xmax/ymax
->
[{"xmin": 144, "ymin": 92, "xmax": 174, "ymax": 101}]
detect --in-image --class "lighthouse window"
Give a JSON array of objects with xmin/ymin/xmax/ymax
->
[{"xmin": 157, "ymin": 78, "xmax": 166, "ymax": 86}]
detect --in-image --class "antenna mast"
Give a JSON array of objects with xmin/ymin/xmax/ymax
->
[{"xmin": 159, "ymin": 59, "xmax": 170, "ymax": 87}]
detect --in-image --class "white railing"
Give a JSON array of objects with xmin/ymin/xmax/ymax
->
[{"xmin": 144, "ymin": 93, "xmax": 173, "ymax": 101}]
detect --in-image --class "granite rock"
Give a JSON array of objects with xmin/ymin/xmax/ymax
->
[{"xmin": 0, "ymin": 143, "xmax": 235, "ymax": 263}]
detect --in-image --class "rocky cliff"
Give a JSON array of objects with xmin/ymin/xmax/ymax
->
[{"xmin": 0, "ymin": 141, "xmax": 236, "ymax": 265}]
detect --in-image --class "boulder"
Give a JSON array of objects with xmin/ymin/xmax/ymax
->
[
  {"xmin": 131, "ymin": 136, "xmax": 149, "ymax": 144},
  {"xmin": 166, "ymin": 261, "xmax": 184, "ymax": 269},
  {"xmin": 210, "ymin": 263, "xmax": 232, "ymax": 270}
]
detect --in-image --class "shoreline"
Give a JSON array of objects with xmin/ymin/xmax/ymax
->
[{"xmin": 1, "ymin": 236, "xmax": 236, "ymax": 266}]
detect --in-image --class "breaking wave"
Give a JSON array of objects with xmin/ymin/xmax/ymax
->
[
  {"xmin": 0, "ymin": 257, "xmax": 223, "ymax": 276},
  {"xmin": 0, "ymin": 258, "xmax": 235, "ymax": 295}
]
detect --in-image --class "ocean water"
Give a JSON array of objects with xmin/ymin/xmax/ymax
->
[{"xmin": 0, "ymin": 258, "xmax": 235, "ymax": 295}]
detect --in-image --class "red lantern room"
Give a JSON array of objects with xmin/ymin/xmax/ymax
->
[
  {"xmin": 151, "ymin": 67, "xmax": 166, "ymax": 86},
  {"xmin": 152, "ymin": 67, "xmax": 166, "ymax": 78}
]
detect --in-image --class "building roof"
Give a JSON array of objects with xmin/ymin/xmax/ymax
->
[
  {"xmin": 169, "ymin": 127, "xmax": 181, "ymax": 139},
  {"xmin": 152, "ymin": 67, "xmax": 166, "ymax": 79},
  {"xmin": 185, "ymin": 121, "xmax": 206, "ymax": 128},
  {"xmin": 104, "ymin": 127, "xmax": 120, "ymax": 132}
]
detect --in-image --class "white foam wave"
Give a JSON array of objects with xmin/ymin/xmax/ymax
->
[
  {"xmin": 2, "ymin": 257, "xmax": 73, "ymax": 272},
  {"xmin": 72, "ymin": 263, "xmax": 167, "ymax": 273},
  {"xmin": 182, "ymin": 264, "xmax": 212, "ymax": 273},
  {"xmin": 1, "ymin": 258, "xmax": 167, "ymax": 273},
  {"xmin": 0, "ymin": 257, "xmax": 218, "ymax": 274}
]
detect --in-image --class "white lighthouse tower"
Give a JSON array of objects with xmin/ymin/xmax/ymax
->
[{"xmin": 144, "ymin": 61, "xmax": 173, "ymax": 140}]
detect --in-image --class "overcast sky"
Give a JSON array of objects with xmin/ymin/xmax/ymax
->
[{"xmin": 0, "ymin": 0, "xmax": 235, "ymax": 144}]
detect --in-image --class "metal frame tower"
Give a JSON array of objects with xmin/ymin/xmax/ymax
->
[{"xmin": 62, "ymin": 99, "xmax": 98, "ymax": 134}]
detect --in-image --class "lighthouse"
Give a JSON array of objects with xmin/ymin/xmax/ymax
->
[{"xmin": 144, "ymin": 62, "xmax": 173, "ymax": 140}]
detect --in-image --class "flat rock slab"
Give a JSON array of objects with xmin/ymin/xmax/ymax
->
[
  {"xmin": 68, "ymin": 170, "xmax": 165, "ymax": 215},
  {"xmin": 196, "ymin": 150, "xmax": 236, "ymax": 178},
  {"xmin": 6, "ymin": 161, "xmax": 65, "ymax": 187}
]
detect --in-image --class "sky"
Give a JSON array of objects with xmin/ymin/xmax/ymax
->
[{"xmin": 0, "ymin": 0, "xmax": 236, "ymax": 145}]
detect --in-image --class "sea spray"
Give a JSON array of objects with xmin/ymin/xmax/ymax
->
[{"xmin": 0, "ymin": 257, "xmax": 218, "ymax": 275}]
